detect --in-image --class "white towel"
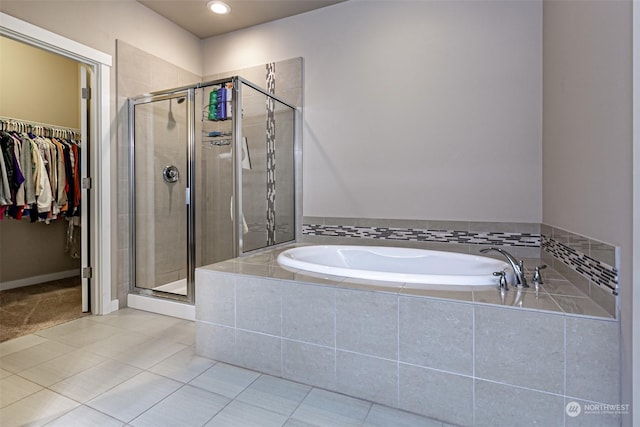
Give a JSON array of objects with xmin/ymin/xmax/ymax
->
[{"xmin": 230, "ymin": 197, "xmax": 249, "ymax": 234}]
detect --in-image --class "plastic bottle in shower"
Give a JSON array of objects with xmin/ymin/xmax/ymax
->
[
  {"xmin": 208, "ymin": 88, "xmax": 218, "ymax": 120},
  {"xmin": 225, "ymin": 83, "xmax": 233, "ymax": 119}
]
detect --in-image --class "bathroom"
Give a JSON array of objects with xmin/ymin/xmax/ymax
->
[{"xmin": 0, "ymin": 0, "xmax": 636, "ymax": 426}]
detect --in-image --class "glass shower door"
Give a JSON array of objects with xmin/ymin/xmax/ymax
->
[
  {"xmin": 195, "ymin": 84, "xmax": 235, "ymax": 268},
  {"xmin": 238, "ymin": 80, "xmax": 296, "ymax": 253},
  {"xmin": 130, "ymin": 91, "xmax": 191, "ymax": 300}
]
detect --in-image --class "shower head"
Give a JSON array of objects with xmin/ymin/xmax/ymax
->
[
  {"xmin": 167, "ymin": 99, "xmax": 176, "ymax": 129},
  {"xmin": 168, "ymin": 97, "xmax": 186, "ymax": 129}
]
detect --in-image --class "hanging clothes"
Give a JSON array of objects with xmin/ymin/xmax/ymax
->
[{"xmin": 0, "ymin": 117, "xmax": 82, "ymax": 225}]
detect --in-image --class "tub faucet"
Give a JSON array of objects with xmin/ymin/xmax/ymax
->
[{"xmin": 480, "ymin": 247, "xmax": 529, "ymax": 288}]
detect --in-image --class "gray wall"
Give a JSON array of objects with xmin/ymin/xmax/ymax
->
[
  {"xmin": 202, "ymin": 0, "xmax": 543, "ymax": 223},
  {"xmin": 542, "ymin": 0, "xmax": 633, "ymax": 423}
]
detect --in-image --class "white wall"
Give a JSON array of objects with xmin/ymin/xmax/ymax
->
[
  {"xmin": 202, "ymin": 0, "xmax": 543, "ymax": 223},
  {"xmin": 0, "ymin": 0, "xmax": 202, "ymax": 76},
  {"xmin": 542, "ymin": 1, "xmax": 633, "ymax": 424}
]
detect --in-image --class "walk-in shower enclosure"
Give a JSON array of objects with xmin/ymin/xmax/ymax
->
[{"xmin": 128, "ymin": 77, "xmax": 297, "ymax": 303}]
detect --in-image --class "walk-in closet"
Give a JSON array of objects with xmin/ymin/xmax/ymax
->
[{"xmin": 0, "ymin": 36, "xmax": 87, "ymax": 341}]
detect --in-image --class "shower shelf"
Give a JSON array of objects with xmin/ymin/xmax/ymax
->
[
  {"xmin": 203, "ymin": 138, "xmax": 231, "ymax": 148},
  {"xmin": 202, "ymin": 131, "xmax": 232, "ymax": 138}
]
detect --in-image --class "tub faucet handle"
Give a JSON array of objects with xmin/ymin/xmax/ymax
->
[
  {"xmin": 493, "ymin": 271, "xmax": 509, "ymax": 291},
  {"xmin": 532, "ymin": 265, "xmax": 547, "ymax": 287}
]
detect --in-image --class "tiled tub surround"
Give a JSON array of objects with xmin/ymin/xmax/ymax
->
[
  {"xmin": 302, "ymin": 217, "xmax": 619, "ymax": 317},
  {"xmin": 195, "ymin": 246, "xmax": 621, "ymax": 427},
  {"xmin": 541, "ymin": 224, "xmax": 619, "ymax": 317},
  {"xmin": 301, "ymin": 217, "xmax": 542, "ymax": 259}
]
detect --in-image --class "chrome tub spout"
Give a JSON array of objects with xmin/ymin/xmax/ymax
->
[{"xmin": 480, "ymin": 247, "xmax": 529, "ymax": 288}]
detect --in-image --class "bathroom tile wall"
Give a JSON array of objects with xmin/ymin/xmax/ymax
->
[
  {"xmin": 196, "ymin": 267, "xmax": 621, "ymax": 427},
  {"xmin": 116, "ymin": 40, "xmax": 200, "ymax": 303},
  {"xmin": 302, "ymin": 217, "xmax": 619, "ymax": 317},
  {"xmin": 541, "ymin": 224, "xmax": 618, "ymax": 317},
  {"xmin": 302, "ymin": 216, "xmax": 542, "ymax": 258}
]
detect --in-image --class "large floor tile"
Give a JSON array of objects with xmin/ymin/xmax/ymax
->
[
  {"xmin": 148, "ymin": 345, "xmax": 215, "ymax": 383},
  {"xmin": 205, "ymin": 400, "xmax": 288, "ymax": 427},
  {"xmin": 45, "ymin": 404, "xmax": 125, "ymax": 427},
  {"xmin": 86, "ymin": 371, "xmax": 182, "ymax": 423},
  {"xmin": 88, "ymin": 309, "xmax": 182, "ymax": 336},
  {"xmin": 0, "ymin": 375, "xmax": 43, "ymax": 407},
  {"xmin": 111, "ymin": 336, "xmax": 187, "ymax": 370},
  {"xmin": 50, "ymin": 359, "xmax": 141, "ymax": 403},
  {"xmin": 363, "ymin": 404, "xmax": 443, "ymax": 427},
  {"xmin": 159, "ymin": 320, "xmax": 196, "ymax": 345},
  {"xmin": 130, "ymin": 384, "xmax": 229, "ymax": 427},
  {"xmin": 17, "ymin": 349, "xmax": 106, "ymax": 387},
  {"xmin": 33, "ymin": 317, "xmax": 97, "ymax": 340},
  {"xmin": 290, "ymin": 388, "xmax": 372, "ymax": 427},
  {"xmin": 80, "ymin": 330, "xmax": 154, "ymax": 358},
  {"xmin": 44, "ymin": 322, "xmax": 123, "ymax": 347},
  {"xmin": 0, "ymin": 334, "xmax": 48, "ymax": 357},
  {"xmin": 0, "ymin": 340, "xmax": 76, "ymax": 373},
  {"xmin": 0, "ymin": 389, "xmax": 79, "ymax": 427},
  {"xmin": 189, "ymin": 362, "xmax": 260, "ymax": 399},
  {"xmin": 236, "ymin": 375, "xmax": 311, "ymax": 416}
]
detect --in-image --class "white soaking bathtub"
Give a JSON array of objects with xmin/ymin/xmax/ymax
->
[{"xmin": 277, "ymin": 245, "xmax": 512, "ymax": 287}]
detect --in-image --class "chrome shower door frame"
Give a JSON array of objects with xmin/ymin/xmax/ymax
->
[
  {"xmin": 128, "ymin": 88, "xmax": 195, "ymax": 303},
  {"xmin": 233, "ymin": 76, "xmax": 299, "ymax": 256},
  {"xmin": 128, "ymin": 76, "xmax": 299, "ymax": 304}
]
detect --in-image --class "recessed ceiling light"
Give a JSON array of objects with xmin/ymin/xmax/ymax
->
[{"xmin": 207, "ymin": 0, "xmax": 231, "ymax": 15}]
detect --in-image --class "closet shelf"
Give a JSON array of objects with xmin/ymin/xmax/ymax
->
[{"xmin": 0, "ymin": 115, "xmax": 81, "ymax": 139}]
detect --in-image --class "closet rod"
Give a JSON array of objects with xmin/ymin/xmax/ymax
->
[{"xmin": 0, "ymin": 115, "xmax": 81, "ymax": 138}]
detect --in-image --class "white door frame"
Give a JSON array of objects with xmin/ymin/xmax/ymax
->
[
  {"xmin": 632, "ymin": 0, "xmax": 639, "ymax": 423},
  {"xmin": 0, "ymin": 12, "xmax": 113, "ymax": 315}
]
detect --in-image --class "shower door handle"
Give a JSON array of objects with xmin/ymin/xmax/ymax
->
[{"xmin": 186, "ymin": 187, "xmax": 190, "ymax": 205}]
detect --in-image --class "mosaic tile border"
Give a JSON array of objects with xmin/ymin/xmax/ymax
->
[
  {"xmin": 302, "ymin": 224, "xmax": 541, "ymax": 247},
  {"xmin": 542, "ymin": 236, "xmax": 618, "ymax": 296},
  {"xmin": 265, "ymin": 62, "xmax": 276, "ymax": 246}
]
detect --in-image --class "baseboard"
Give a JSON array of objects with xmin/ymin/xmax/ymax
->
[
  {"xmin": 110, "ymin": 299, "xmax": 120, "ymax": 313},
  {"xmin": 0, "ymin": 269, "xmax": 79, "ymax": 291},
  {"xmin": 127, "ymin": 293, "xmax": 195, "ymax": 321}
]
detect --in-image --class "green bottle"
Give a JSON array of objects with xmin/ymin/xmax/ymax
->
[{"xmin": 208, "ymin": 89, "xmax": 218, "ymax": 120}]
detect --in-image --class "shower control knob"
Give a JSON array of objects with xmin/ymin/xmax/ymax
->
[{"xmin": 163, "ymin": 165, "xmax": 180, "ymax": 183}]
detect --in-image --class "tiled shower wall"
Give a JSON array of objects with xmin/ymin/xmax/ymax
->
[
  {"xmin": 116, "ymin": 40, "xmax": 200, "ymax": 307},
  {"xmin": 204, "ymin": 59, "xmax": 300, "ymax": 253},
  {"xmin": 302, "ymin": 217, "xmax": 619, "ymax": 317},
  {"xmin": 117, "ymin": 40, "xmax": 301, "ymax": 305}
]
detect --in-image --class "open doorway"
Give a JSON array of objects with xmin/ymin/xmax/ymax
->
[
  {"xmin": 0, "ymin": 12, "xmax": 113, "ymax": 335},
  {"xmin": 0, "ymin": 36, "xmax": 89, "ymax": 341}
]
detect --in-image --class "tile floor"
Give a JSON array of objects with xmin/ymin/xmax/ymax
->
[{"xmin": 0, "ymin": 308, "xmax": 449, "ymax": 426}]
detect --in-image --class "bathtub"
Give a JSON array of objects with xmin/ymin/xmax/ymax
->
[{"xmin": 277, "ymin": 245, "xmax": 512, "ymax": 287}]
